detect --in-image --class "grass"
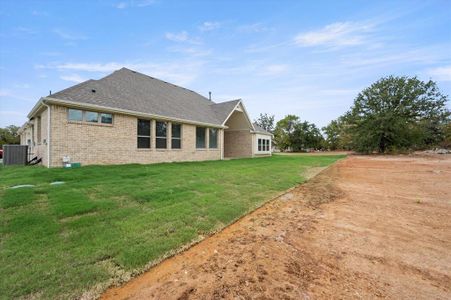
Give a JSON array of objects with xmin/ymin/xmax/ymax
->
[{"xmin": 0, "ymin": 154, "xmax": 344, "ymax": 299}]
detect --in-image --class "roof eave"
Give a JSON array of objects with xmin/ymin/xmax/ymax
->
[
  {"xmin": 250, "ymin": 130, "xmax": 273, "ymax": 136},
  {"xmin": 44, "ymin": 97, "xmax": 227, "ymax": 128},
  {"xmin": 27, "ymin": 98, "xmax": 46, "ymax": 119}
]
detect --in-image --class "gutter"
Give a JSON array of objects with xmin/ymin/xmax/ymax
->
[
  {"xmin": 42, "ymin": 97, "xmax": 228, "ymax": 129},
  {"xmin": 42, "ymin": 100, "xmax": 51, "ymax": 168},
  {"xmin": 27, "ymin": 98, "xmax": 45, "ymax": 119},
  {"xmin": 250, "ymin": 130, "xmax": 273, "ymax": 137}
]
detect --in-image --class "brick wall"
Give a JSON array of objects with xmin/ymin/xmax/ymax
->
[
  {"xmin": 30, "ymin": 107, "xmax": 49, "ymax": 166},
  {"xmin": 49, "ymin": 105, "xmax": 222, "ymax": 167},
  {"xmin": 224, "ymin": 130, "xmax": 253, "ymax": 158}
]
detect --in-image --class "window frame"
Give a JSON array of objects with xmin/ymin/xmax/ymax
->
[
  {"xmin": 155, "ymin": 121, "xmax": 168, "ymax": 149},
  {"xmin": 100, "ymin": 113, "xmax": 113, "ymax": 124},
  {"xmin": 209, "ymin": 128, "xmax": 218, "ymax": 149},
  {"xmin": 67, "ymin": 108, "xmax": 113, "ymax": 125},
  {"xmin": 36, "ymin": 117, "xmax": 42, "ymax": 144},
  {"xmin": 84, "ymin": 111, "xmax": 99, "ymax": 123},
  {"xmin": 68, "ymin": 109, "xmax": 83, "ymax": 122},
  {"xmin": 196, "ymin": 126, "xmax": 206, "ymax": 149},
  {"xmin": 171, "ymin": 123, "xmax": 182, "ymax": 149},
  {"xmin": 137, "ymin": 119, "xmax": 151, "ymax": 149}
]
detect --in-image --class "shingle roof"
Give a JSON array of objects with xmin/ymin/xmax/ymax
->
[
  {"xmin": 49, "ymin": 68, "xmax": 240, "ymax": 126},
  {"xmin": 252, "ymin": 123, "xmax": 272, "ymax": 135},
  {"xmin": 210, "ymin": 99, "xmax": 241, "ymax": 124}
]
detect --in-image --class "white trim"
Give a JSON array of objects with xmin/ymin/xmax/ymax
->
[
  {"xmin": 250, "ymin": 130, "xmax": 273, "ymax": 136},
  {"xmin": 221, "ymin": 100, "xmax": 242, "ymax": 127},
  {"xmin": 236, "ymin": 101, "xmax": 255, "ymax": 131},
  {"xmin": 29, "ymin": 97, "xmax": 227, "ymax": 129},
  {"xmin": 221, "ymin": 99, "xmax": 255, "ymax": 130},
  {"xmin": 42, "ymin": 102, "xmax": 51, "ymax": 168}
]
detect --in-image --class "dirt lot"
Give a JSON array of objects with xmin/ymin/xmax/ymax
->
[{"xmin": 102, "ymin": 155, "xmax": 451, "ymax": 300}]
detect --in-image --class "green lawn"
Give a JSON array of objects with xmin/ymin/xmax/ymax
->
[{"xmin": 0, "ymin": 154, "xmax": 344, "ymax": 299}]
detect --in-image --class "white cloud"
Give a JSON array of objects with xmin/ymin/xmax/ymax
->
[
  {"xmin": 114, "ymin": 0, "xmax": 155, "ymax": 9},
  {"xmin": 38, "ymin": 62, "xmax": 123, "ymax": 72},
  {"xmin": 199, "ymin": 21, "xmax": 221, "ymax": 32},
  {"xmin": 167, "ymin": 46, "xmax": 212, "ymax": 57},
  {"xmin": 0, "ymin": 110, "xmax": 25, "ymax": 117},
  {"xmin": 36, "ymin": 61, "xmax": 205, "ymax": 86},
  {"xmin": 114, "ymin": 2, "xmax": 128, "ymax": 9},
  {"xmin": 60, "ymin": 74, "xmax": 87, "ymax": 83},
  {"xmin": 136, "ymin": 0, "xmax": 155, "ymax": 7},
  {"xmin": 14, "ymin": 27, "xmax": 37, "ymax": 35},
  {"xmin": 14, "ymin": 83, "xmax": 31, "ymax": 89},
  {"xmin": 294, "ymin": 21, "xmax": 374, "ymax": 48},
  {"xmin": 260, "ymin": 64, "xmax": 288, "ymax": 76},
  {"xmin": 165, "ymin": 31, "xmax": 201, "ymax": 44},
  {"xmin": 53, "ymin": 29, "xmax": 87, "ymax": 40},
  {"xmin": 238, "ymin": 23, "xmax": 270, "ymax": 33},
  {"xmin": 0, "ymin": 89, "xmax": 33, "ymax": 102},
  {"xmin": 426, "ymin": 65, "xmax": 451, "ymax": 81},
  {"xmin": 0, "ymin": 89, "xmax": 10, "ymax": 97}
]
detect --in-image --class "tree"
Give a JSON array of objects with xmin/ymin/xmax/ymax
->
[
  {"xmin": 254, "ymin": 113, "xmax": 275, "ymax": 133},
  {"xmin": 274, "ymin": 115, "xmax": 324, "ymax": 151},
  {"xmin": 346, "ymin": 76, "xmax": 450, "ymax": 153},
  {"xmin": 322, "ymin": 115, "xmax": 352, "ymax": 150},
  {"xmin": 291, "ymin": 121, "xmax": 324, "ymax": 151},
  {"xmin": 0, "ymin": 125, "xmax": 20, "ymax": 148},
  {"xmin": 273, "ymin": 115, "xmax": 299, "ymax": 151}
]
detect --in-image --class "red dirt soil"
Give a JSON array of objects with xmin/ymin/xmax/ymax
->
[{"xmin": 101, "ymin": 155, "xmax": 451, "ymax": 300}]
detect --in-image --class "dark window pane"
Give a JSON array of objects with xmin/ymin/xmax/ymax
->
[
  {"xmin": 68, "ymin": 109, "xmax": 83, "ymax": 121},
  {"xmin": 156, "ymin": 121, "xmax": 167, "ymax": 137},
  {"xmin": 138, "ymin": 137, "xmax": 150, "ymax": 148},
  {"xmin": 209, "ymin": 128, "xmax": 218, "ymax": 148},
  {"xmin": 172, "ymin": 138, "xmax": 181, "ymax": 149},
  {"xmin": 258, "ymin": 138, "xmax": 262, "ymax": 151},
  {"xmin": 196, "ymin": 127, "xmax": 206, "ymax": 148},
  {"xmin": 172, "ymin": 124, "xmax": 181, "ymax": 138},
  {"xmin": 156, "ymin": 137, "xmax": 167, "ymax": 149},
  {"xmin": 100, "ymin": 113, "xmax": 113, "ymax": 124},
  {"xmin": 85, "ymin": 111, "xmax": 99, "ymax": 123},
  {"xmin": 137, "ymin": 119, "xmax": 150, "ymax": 136}
]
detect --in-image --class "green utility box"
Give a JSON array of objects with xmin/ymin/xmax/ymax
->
[{"xmin": 64, "ymin": 162, "xmax": 81, "ymax": 168}]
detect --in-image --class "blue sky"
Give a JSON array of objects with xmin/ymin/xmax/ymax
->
[{"xmin": 1, "ymin": 0, "xmax": 450, "ymax": 128}]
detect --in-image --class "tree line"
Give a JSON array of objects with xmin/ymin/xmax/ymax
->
[
  {"xmin": 0, "ymin": 125, "xmax": 20, "ymax": 148},
  {"xmin": 255, "ymin": 76, "xmax": 450, "ymax": 153}
]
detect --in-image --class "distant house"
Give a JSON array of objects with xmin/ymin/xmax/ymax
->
[{"xmin": 19, "ymin": 68, "xmax": 272, "ymax": 167}]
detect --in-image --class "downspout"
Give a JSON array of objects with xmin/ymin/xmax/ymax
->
[
  {"xmin": 43, "ymin": 102, "xmax": 51, "ymax": 168},
  {"xmin": 220, "ymin": 129, "xmax": 224, "ymax": 160}
]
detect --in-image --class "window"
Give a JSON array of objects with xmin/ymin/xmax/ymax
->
[
  {"xmin": 137, "ymin": 119, "xmax": 151, "ymax": 148},
  {"xmin": 68, "ymin": 109, "xmax": 113, "ymax": 124},
  {"xmin": 156, "ymin": 121, "xmax": 167, "ymax": 149},
  {"xmin": 100, "ymin": 113, "xmax": 113, "ymax": 124},
  {"xmin": 171, "ymin": 123, "xmax": 181, "ymax": 149},
  {"xmin": 196, "ymin": 127, "xmax": 206, "ymax": 148},
  {"xmin": 68, "ymin": 109, "xmax": 83, "ymax": 121},
  {"xmin": 209, "ymin": 128, "xmax": 218, "ymax": 149},
  {"xmin": 266, "ymin": 139, "xmax": 270, "ymax": 151},
  {"xmin": 258, "ymin": 138, "xmax": 262, "ymax": 151},
  {"xmin": 85, "ymin": 111, "xmax": 99, "ymax": 123},
  {"xmin": 36, "ymin": 117, "xmax": 41, "ymax": 144}
]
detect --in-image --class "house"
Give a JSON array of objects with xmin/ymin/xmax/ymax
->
[{"xmin": 19, "ymin": 68, "xmax": 272, "ymax": 167}]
